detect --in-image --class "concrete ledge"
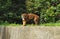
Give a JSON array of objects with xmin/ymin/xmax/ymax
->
[{"xmin": 0, "ymin": 26, "xmax": 60, "ymax": 39}]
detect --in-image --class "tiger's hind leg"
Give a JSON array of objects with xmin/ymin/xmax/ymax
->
[{"xmin": 34, "ymin": 18, "xmax": 39, "ymax": 25}]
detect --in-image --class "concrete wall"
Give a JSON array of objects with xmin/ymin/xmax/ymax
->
[{"xmin": 0, "ymin": 26, "xmax": 60, "ymax": 39}]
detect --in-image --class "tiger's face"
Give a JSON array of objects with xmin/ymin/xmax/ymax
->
[{"xmin": 21, "ymin": 13, "xmax": 28, "ymax": 21}]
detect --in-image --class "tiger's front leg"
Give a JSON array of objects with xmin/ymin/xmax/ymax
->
[{"xmin": 23, "ymin": 20, "xmax": 26, "ymax": 26}]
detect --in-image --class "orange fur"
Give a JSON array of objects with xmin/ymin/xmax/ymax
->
[{"xmin": 21, "ymin": 13, "xmax": 39, "ymax": 26}]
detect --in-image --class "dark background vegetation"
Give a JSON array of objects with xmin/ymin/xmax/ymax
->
[{"xmin": 0, "ymin": 0, "xmax": 60, "ymax": 24}]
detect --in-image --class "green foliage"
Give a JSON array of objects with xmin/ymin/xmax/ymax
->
[
  {"xmin": 0, "ymin": 0, "xmax": 60, "ymax": 24},
  {"xmin": 0, "ymin": 0, "xmax": 26, "ymax": 23}
]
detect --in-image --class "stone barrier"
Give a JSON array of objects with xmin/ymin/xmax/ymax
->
[{"xmin": 0, "ymin": 26, "xmax": 60, "ymax": 39}]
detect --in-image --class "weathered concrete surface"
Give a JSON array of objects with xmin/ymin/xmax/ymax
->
[
  {"xmin": 0, "ymin": 26, "xmax": 60, "ymax": 39},
  {"xmin": 0, "ymin": 26, "xmax": 5, "ymax": 39}
]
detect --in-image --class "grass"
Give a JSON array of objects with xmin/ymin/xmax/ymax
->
[
  {"xmin": 40, "ymin": 22, "xmax": 60, "ymax": 26},
  {"xmin": 0, "ymin": 22, "xmax": 60, "ymax": 26},
  {"xmin": 0, "ymin": 23, "xmax": 21, "ymax": 26}
]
